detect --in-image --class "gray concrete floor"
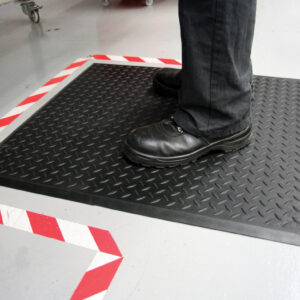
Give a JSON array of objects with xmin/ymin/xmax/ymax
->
[
  {"xmin": 1, "ymin": 0, "xmax": 299, "ymax": 117},
  {"xmin": 0, "ymin": 0, "xmax": 300, "ymax": 299}
]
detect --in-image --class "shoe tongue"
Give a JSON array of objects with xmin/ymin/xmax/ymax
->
[{"xmin": 162, "ymin": 118, "xmax": 180, "ymax": 133}]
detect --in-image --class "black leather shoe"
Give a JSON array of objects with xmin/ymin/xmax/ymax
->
[
  {"xmin": 153, "ymin": 68, "xmax": 181, "ymax": 98},
  {"xmin": 124, "ymin": 117, "xmax": 252, "ymax": 168}
]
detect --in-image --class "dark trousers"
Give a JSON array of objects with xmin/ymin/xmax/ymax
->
[{"xmin": 173, "ymin": 0, "xmax": 257, "ymax": 139}]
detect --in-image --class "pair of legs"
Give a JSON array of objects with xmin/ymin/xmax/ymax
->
[{"xmin": 124, "ymin": 0, "xmax": 257, "ymax": 167}]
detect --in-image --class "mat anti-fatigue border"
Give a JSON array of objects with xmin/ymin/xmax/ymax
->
[{"xmin": 1, "ymin": 62, "xmax": 300, "ymax": 246}]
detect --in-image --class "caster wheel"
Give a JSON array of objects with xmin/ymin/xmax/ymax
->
[
  {"xmin": 29, "ymin": 9, "xmax": 40, "ymax": 23},
  {"xmin": 102, "ymin": 0, "xmax": 109, "ymax": 6},
  {"xmin": 145, "ymin": 0, "xmax": 153, "ymax": 6}
]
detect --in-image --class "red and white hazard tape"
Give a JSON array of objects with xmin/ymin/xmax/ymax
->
[
  {"xmin": 0, "ymin": 204, "xmax": 123, "ymax": 300},
  {"xmin": 0, "ymin": 55, "xmax": 182, "ymax": 298},
  {"xmin": 93, "ymin": 54, "xmax": 182, "ymax": 65},
  {"xmin": 0, "ymin": 55, "xmax": 182, "ymax": 133},
  {"xmin": 0, "ymin": 57, "xmax": 89, "ymax": 133}
]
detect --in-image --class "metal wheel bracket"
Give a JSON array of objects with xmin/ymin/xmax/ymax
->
[{"xmin": 19, "ymin": 0, "xmax": 42, "ymax": 23}]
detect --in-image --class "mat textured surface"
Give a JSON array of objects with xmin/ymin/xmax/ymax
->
[{"xmin": 1, "ymin": 63, "xmax": 300, "ymax": 245}]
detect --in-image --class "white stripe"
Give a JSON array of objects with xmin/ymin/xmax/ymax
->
[
  {"xmin": 0, "ymin": 205, "xmax": 32, "ymax": 232},
  {"xmin": 53, "ymin": 58, "xmax": 88, "ymax": 78},
  {"xmin": 107, "ymin": 55, "xmax": 127, "ymax": 62},
  {"xmin": 140, "ymin": 57, "xmax": 162, "ymax": 64},
  {"xmin": 143, "ymin": 57, "xmax": 182, "ymax": 65},
  {"xmin": 84, "ymin": 291, "xmax": 106, "ymax": 300},
  {"xmin": 74, "ymin": 57, "xmax": 88, "ymax": 63},
  {"xmin": 3, "ymin": 103, "xmax": 34, "ymax": 118},
  {"xmin": 30, "ymin": 84, "xmax": 57, "ymax": 96},
  {"xmin": 57, "ymin": 219, "xmax": 98, "ymax": 250},
  {"xmin": 55, "ymin": 68, "xmax": 78, "ymax": 78},
  {"xmin": 0, "ymin": 126, "xmax": 7, "ymax": 131},
  {"xmin": 174, "ymin": 59, "xmax": 182, "ymax": 64},
  {"xmin": 87, "ymin": 252, "xmax": 120, "ymax": 271}
]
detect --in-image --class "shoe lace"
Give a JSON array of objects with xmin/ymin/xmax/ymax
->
[{"xmin": 170, "ymin": 115, "xmax": 184, "ymax": 134}]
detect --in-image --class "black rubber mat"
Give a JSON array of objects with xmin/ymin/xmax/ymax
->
[{"xmin": 1, "ymin": 63, "xmax": 300, "ymax": 245}]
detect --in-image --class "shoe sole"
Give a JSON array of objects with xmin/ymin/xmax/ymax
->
[
  {"xmin": 124, "ymin": 127, "xmax": 253, "ymax": 168},
  {"xmin": 153, "ymin": 76, "xmax": 179, "ymax": 98}
]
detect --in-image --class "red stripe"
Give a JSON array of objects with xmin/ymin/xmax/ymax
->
[
  {"xmin": 0, "ymin": 211, "xmax": 3, "ymax": 225},
  {"xmin": 70, "ymin": 258, "xmax": 122, "ymax": 300},
  {"xmin": 158, "ymin": 58, "xmax": 182, "ymax": 65},
  {"xmin": 43, "ymin": 75, "xmax": 69, "ymax": 86},
  {"xmin": 18, "ymin": 92, "xmax": 48, "ymax": 107},
  {"xmin": 27, "ymin": 211, "xmax": 65, "ymax": 242},
  {"xmin": 124, "ymin": 56, "xmax": 145, "ymax": 63},
  {"xmin": 89, "ymin": 226, "xmax": 122, "ymax": 257},
  {"xmin": 93, "ymin": 54, "xmax": 111, "ymax": 61},
  {"xmin": 65, "ymin": 60, "xmax": 88, "ymax": 70},
  {"xmin": 0, "ymin": 114, "xmax": 21, "ymax": 127}
]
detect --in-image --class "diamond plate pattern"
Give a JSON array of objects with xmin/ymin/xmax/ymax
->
[{"xmin": 1, "ymin": 63, "xmax": 300, "ymax": 244}]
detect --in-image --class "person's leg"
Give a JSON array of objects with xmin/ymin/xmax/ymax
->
[
  {"xmin": 124, "ymin": 0, "xmax": 256, "ymax": 167},
  {"xmin": 174, "ymin": 0, "xmax": 257, "ymax": 139}
]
